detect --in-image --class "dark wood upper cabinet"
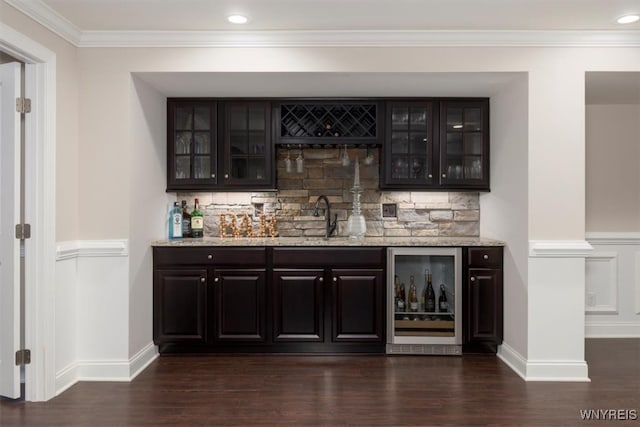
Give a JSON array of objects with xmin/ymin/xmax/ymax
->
[
  {"xmin": 381, "ymin": 98, "xmax": 490, "ymax": 191},
  {"xmin": 167, "ymin": 101, "xmax": 218, "ymax": 191},
  {"xmin": 273, "ymin": 100, "xmax": 382, "ymax": 146},
  {"xmin": 167, "ymin": 99, "xmax": 274, "ymax": 191},
  {"xmin": 439, "ymin": 100, "xmax": 490, "ymax": 190},
  {"xmin": 382, "ymin": 101, "xmax": 437, "ymax": 188}
]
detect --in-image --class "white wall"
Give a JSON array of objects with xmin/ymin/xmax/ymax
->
[
  {"xmin": 1, "ymin": 3, "xmax": 79, "ymax": 241},
  {"xmin": 480, "ymin": 74, "xmax": 529, "ymax": 361},
  {"xmin": 586, "ymin": 104, "xmax": 640, "ymax": 232},
  {"xmin": 129, "ymin": 76, "xmax": 170, "ymax": 358}
]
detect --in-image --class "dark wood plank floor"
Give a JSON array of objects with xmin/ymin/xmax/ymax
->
[{"xmin": 1, "ymin": 339, "xmax": 639, "ymax": 426}]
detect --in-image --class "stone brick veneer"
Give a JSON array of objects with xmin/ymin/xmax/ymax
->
[{"xmin": 177, "ymin": 147, "xmax": 479, "ymax": 238}]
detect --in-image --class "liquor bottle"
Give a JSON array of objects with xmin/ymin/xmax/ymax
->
[
  {"xmin": 408, "ymin": 276, "xmax": 419, "ymax": 313},
  {"xmin": 191, "ymin": 198, "xmax": 204, "ymax": 238},
  {"xmin": 394, "ymin": 275, "xmax": 401, "ymax": 312},
  {"xmin": 425, "ymin": 269, "xmax": 436, "ymax": 314},
  {"xmin": 181, "ymin": 200, "xmax": 192, "ymax": 238},
  {"xmin": 168, "ymin": 202, "xmax": 183, "ymax": 240},
  {"xmin": 438, "ymin": 284, "xmax": 449, "ymax": 313}
]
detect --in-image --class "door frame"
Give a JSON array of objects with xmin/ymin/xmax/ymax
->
[{"xmin": 0, "ymin": 22, "xmax": 57, "ymax": 402}]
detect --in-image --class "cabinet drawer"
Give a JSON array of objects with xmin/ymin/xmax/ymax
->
[
  {"xmin": 153, "ymin": 247, "xmax": 266, "ymax": 267},
  {"xmin": 467, "ymin": 247, "xmax": 502, "ymax": 267},
  {"xmin": 273, "ymin": 247, "xmax": 384, "ymax": 268}
]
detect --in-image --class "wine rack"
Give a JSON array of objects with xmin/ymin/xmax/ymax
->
[{"xmin": 277, "ymin": 102, "xmax": 380, "ymax": 144}]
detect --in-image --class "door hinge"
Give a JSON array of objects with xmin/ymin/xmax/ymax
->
[
  {"xmin": 15, "ymin": 349, "xmax": 31, "ymax": 366},
  {"xmin": 15, "ymin": 224, "xmax": 31, "ymax": 240},
  {"xmin": 16, "ymin": 97, "xmax": 32, "ymax": 114}
]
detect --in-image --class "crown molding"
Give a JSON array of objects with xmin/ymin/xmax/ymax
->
[
  {"xmin": 6, "ymin": 0, "xmax": 640, "ymax": 48},
  {"xmin": 5, "ymin": 0, "xmax": 82, "ymax": 46}
]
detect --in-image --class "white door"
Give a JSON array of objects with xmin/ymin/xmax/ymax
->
[{"xmin": 0, "ymin": 62, "xmax": 22, "ymax": 399}]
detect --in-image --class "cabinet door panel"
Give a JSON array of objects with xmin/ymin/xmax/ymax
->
[
  {"xmin": 215, "ymin": 269, "xmax": 266, "ymax": 342},
  {"xmin": 468, "ymin": 268, "xmax": 502, "ymax": 342},
  {"xmin": 167, "ymin": 101, "xmax": 217, "ymax": 190},
  {"xmin": 154, "ymin": 269, "xmax": 207, "ymax": 344},
  {"xmin": 331, "ymin": 269, "xmax": 384, "ymax": 342},
  {"xmin": 273, "ymin": 270, "xmax": 324, "ymax": 341}
]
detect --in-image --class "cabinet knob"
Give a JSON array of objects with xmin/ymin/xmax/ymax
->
[
  {"xmin": 200, "ymin": 277, "xmax": 206, "ymax": 283},
  {"xmin": 211, "ymin": 174, "xmax": 216, "ymax": 178},
  {"xmin": 224, "ymin": 174, "xmax": 229, "ymax": 179},
  {"xmin": 423, "ymin": 138, "xmax": 427, "ymax": 142},
  {"xmin": 428, "ymin": 174, "xmax": 433, "ymax": 179},
  {"xmin": 333, "ymin": 277, "xmax": 337, "ymax": 282},
  {"xmin": 470, "ymin": 277, "xmax": 476, "ymax": 282},
  {"xmin": 214, "ymin": 277, "xmax": 219, "ymax": 282},
  {"xmin": 442, "ymin": 173, "xmax": 447, "ymax": 178},
  {"xmin": 483, "ymin": 254, "xmax": 489, "ymax": 260},
  {"xmin": 318, "ymin": 277, "xmax": 324, "ymax": 282},
  {"xmin": 207, "ymin": 254, "xmax": 213, "ymax": 260}
]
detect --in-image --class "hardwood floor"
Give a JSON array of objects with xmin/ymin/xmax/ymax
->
[{"xmin": 1, "ymin": 339, "xmax": 639, "ymax": 426}]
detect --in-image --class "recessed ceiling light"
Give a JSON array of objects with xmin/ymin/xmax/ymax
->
[
  {"xmin": 227, "ymin": 14, "xmax": 248, "ymax": 24},
  {"xmin": 617, "ymin": 14, "xmax": 639, "ymax": 24}
]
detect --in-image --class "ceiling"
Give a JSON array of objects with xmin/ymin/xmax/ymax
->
[
  {"xmin": 18, "ymin": 0, "xmax": 640, "ymax": 32},
  {"xmin": 5, "ymin": 0, "xmax": 640, "ymax": 104}
]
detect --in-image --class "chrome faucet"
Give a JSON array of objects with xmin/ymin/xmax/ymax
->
[{"xmin": 313, "ymin": 195, "xmax": 337, "ymax": 238}]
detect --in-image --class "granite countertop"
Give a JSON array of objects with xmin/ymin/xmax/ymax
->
[{"xmin": 152, "ymin": 236, "xmax": 505, "ymax": 247}]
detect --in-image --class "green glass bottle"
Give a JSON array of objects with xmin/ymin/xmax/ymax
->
[{"xmin": 191, "ymin": 198, "xmax": 204, "ymax": 238}]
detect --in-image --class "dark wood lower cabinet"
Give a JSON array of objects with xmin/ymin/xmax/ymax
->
[
  {"xmin": 331, "ymin": 269, "xmax": 384, "ymax": 342},
  {"xmin": 153, "ymin": 245, "xmax": 503, "ymax": 354},
  {"xmin": 463, "ymin": 247, "xmax": 504, "ymax": 353},
  {"xmin": 272, "ymin": 270, "xmax": 324, "ymax": 342},
  {"xmin": 215, "ymin": 269, "xmax": 266, "ymax": 342},
  {"xmin": 153, "ymin": 269, "xmax": 208, "ymax": 345}
]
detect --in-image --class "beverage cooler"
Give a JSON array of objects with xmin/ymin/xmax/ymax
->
[{"xmin": 386, "ymin": 247, "xmax": 462, "ymax": 355}]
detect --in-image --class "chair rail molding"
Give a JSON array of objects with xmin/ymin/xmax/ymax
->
[{"xmin": 529, "ymin": 240, "xmax": 593, "ymax": 258}]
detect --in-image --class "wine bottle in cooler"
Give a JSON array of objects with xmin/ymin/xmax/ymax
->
[
  {"xmin": 191, "ymin": 198, "xmax": 204, "ymax": 238},
  {"xmin": 438, "ymin": 284, "xmax": 449, "ymax": 313},
  {"xmin": 168, "ymin": 202, "xmax": 183, "ymax": 240},
  {"xmin": 408, "ymin": 276, "xmax": 419, "ymax": 313},
  {"xmin": 425, "ymin": 269, "xmax": 436, "ymax": 314}
]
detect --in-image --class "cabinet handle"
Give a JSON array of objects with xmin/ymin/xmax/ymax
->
[
  {"xmin": 214, "ymin": 277, "xmax": 219, "ymax": 282},
  {"xmin": 442, "ymin": 173, "xmax": 447, "ymax": 178},
  {"xmin": 207, "ymin": 254, "xmax": 213, "ymax": 260},
  {"xmin": 333, "ymin": 277, "xmax": 337, "ymax": 282},
  {"xmin": 483, "ymin": 254, "xmax": 489, "ymax": 260},
  {"xmin": 200, "ymin": 277, "xmax": 206, "ymax": 283},
  {"xmin": 224, "ymin": 174, "xmax": 229, "ymax": 179},
  {"xmin": 470, "ymin": 277, "xmax": 476, "ymax": 282},
  {"xmin": 318, "ymin": 277, "xmax": 324, "ymax": 282}
]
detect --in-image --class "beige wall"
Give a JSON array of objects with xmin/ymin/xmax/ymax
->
[
  {"xmin": 586, "ymin": 104, "xmax": 640, "ymax": 232},
  {"xmin": 1, "ymin": 4, "xmax": 80, "ymax": 241}
]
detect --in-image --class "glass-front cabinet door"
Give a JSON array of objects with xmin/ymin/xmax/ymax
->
[
  {"xmin": 223, "ymin": 101, "xmax": 272, "ymax": 187},
  {"xmin": 440, "ymin": 100, "xmax": 489, "ymax": 189},
  {"xmin": 384, "ymin": 101, "xmax": 435, "ymax": 187},
  {"xmin": 167, "ymin": 101, "xmax": 217, "ymax": 190}
]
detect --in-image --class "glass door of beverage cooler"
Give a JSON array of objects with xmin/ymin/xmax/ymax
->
[{"xmin": 387, "ymin": 247, "xmax": 462, "ymax": 348}]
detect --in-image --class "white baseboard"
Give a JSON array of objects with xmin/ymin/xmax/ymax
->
[
  {"xmin": 55, "ymin": 343, "xmax": 158, "ymax": 395},
  {"xmin": 586, "ymin": 321, "xmax": 640, "ymax": 338},
  {"xmin": 497, "ymin": 342, "xmax": 527, "ymax": 380},
  {"xmin": 497, "ymin": 342, "xmax": 590, "ymax": 382}
]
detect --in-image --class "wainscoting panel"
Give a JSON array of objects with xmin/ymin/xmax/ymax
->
[
  {"xmin": 585, "ymin": 233, "xmax": 640, "ymax": 338},
  {"xmin": 585, "ymin": 253, "xmax": 618, "ymax": 314}
]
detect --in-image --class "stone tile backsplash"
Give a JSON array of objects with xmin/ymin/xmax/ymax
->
[{"xmin": 177, "ymin": 147, "xmax": 479, "ymax": 238}]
